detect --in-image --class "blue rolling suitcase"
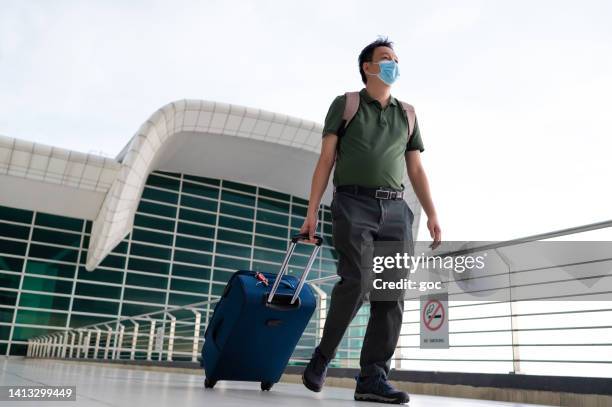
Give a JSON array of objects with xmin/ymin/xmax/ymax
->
[{"xmin": 201, "ymin": 233, "xmax": 322, "ymax": 391}]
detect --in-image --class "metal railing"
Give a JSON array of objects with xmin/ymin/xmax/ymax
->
[{"xmin": 27, "ymin": 220, "xmax": 612, "ymax": 378}]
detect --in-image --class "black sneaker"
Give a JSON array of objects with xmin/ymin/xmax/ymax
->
[
  {"xmin": 354, "ymin": 373, "xmax": 410, "ymax": 404},
  {"xmin": 301, "ymin": 346, "xmax": 330, "ymax": 392}
]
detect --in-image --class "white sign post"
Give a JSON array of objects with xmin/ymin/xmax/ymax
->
[{"xmin": 420, "ymin": 292, "xmax": 449, "ymax": 348}]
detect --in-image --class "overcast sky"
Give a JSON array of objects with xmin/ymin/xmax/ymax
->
[{"xmin": 1, "ymin": 0, "xmax": 611, "ymax": 242}]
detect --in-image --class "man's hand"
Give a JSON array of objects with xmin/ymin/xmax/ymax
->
[
  {"xmin": 427, "ymin": 215, "xmax": 442, "ymax": 250},
  {"xmin": 299, "ymin": 212, "xmax": 319, "ymax": 244}
]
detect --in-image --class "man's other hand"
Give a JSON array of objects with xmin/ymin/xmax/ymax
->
[{"xmin": 427, "ymin": 215, "xmax": 442, "ymax": 250}]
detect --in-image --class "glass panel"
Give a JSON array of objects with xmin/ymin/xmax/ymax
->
[
  {"xmin": 31, "ymin": 228, "xmax": 81, "ymax": 248},
  {"xmin": 213, "ymin": 255, "xmax": 249, "ymax": 271},
  {"xmin": 0, "ymin": 309, "xmax": 14, "ymax": 323},
  {"xmin": 217, "ymin": 229, "xmax": 252, "ymax": 245},
  {"xmin": 170, "ymin": 279, "xmax": 209, "ymax": 294},
  {"xmin": 218, "ymin": 216, "xmax": 252, "ymax": 232},
  {"xmin": 223, "ymin": 180, "xmax": 256, "ymax": 194},
  {"xmin": 176, "ymin": 222, "xmax": 215, "ymax": 239},
  {"xmin": 121, "ymin": 302, "xmax": 163, "ymax": 317},
  {"xmin": 0, "ymin": 272, "xmax": 20, "ymax": 289},
  {"xmin": 145, "ymin": 174, "xmax": 180, "ymax": 191},
  {"xmin": 77, "ymin": 266, "xmax": 124, "ymax": 284},
  {"xmin": 256, "ymin": 210, "xmax": 288, "ymax": 226},
  {"xmin": 0, "ymin": 255, "xmax": 24, "ymax": 273},
  {"xmin": 126, "ymin": 272, "xmax": 167, "ymax": 290},
  {"xmin": 216, "ymin": 242, "xmax": 251, "ymax": 259},
  {"xmin": 254, "ymin": 235, "xmax": 287, "ymax": 251},
  {"xmin": 179, "ymin": 208, "xmax": 216, "ymax": 225},
  {"xmin": 28, "ymin": 243, "xmax": 78, "ymax": 263},
  {"xmin": 182, "ymin": 181, "xmax": 219, "ymax": 199},
  {"xmin": 128, "ymin": 258, "xmax": 170, "ymax": 275},
  {"xmin": 292, "ymin": 196, "xmax": 308, "ymax": 206},
  {"xmin": 167, "ymin": 292, "xmax": 207, "ymax": 306},
  {"xmin": 183, "ymin": 174, "xmax": 219, "ymax": 186},
  {"xmin": 171, "ymin": 264, "xmax": 211, "ymax": 280},
  {"xmin": 19, "ymin": 292, "xmax": 70, "ymax": 310},
  {"xmin": 220, "ymin": 202, "xmax": 254, "ymax": 219},
  {"xmin": 221, "ymin": 189, "xmax": 255, "ymax": 206},
  {"xmin": 173, "ymin": 250, "xmax": 212, "ymax": 266},
  {"xmin": 291, "ymin": 205, "xmax": 308, "ymax": 217},
  {"xmin": 134, "ymin": 214, "xmax": 175, "ymax": 232},
  {"xmin": 99, "ymin": 254, "xmax": 126, "ymax": 269},
  {"xmin": 253, "ymin": 248, "xmax": 285, "ymax": 264},
  {"xmin": 123, "ymin": 288, "xmax": 165, "ymax": 304},
  {"xmin": 137, "ymin": 200, "xmax": 177, "ymax": 218},
  {"xmin": 75, "ymin": 282, "xmax": 122, "ymax": 299},
  {"xmin": 258, "ymin": 187, "xmax": 290, "ymax": 202},
  {"xmin": 110, "ymin": 241, "xmax": 128, "ymax": 255},
  {"xmin": 258, "ymin": 197, "xmax": 290, "ymax": 213},
  {"xmin": 0, "ymin": 222, "xmax": 30, "ymax": 240},
  {"xmin": 255, "ymin": 222, "xmax": 287, "ymax": 239},
  {"xmin": 0, "ymin": 205, "xmax": 33, "ymax": 224},
  {"xmin": 72, "ymin": 298, "xmax": 119, "ymax": 315},
  {"xmin": 26, "ymin": 259, "xmax": 76, "ymax": 278},
  {"xmin": 132, "ymin": 228, "xmax": 174, "ymax": 246},
  {"xmin": 212, "ymin": 269, "xmax": 234, "ymax": 283},
  {"xmin": 174, "ymin": 236, "xmax": 214, "ymax": 252},
  {"xmin": 0, "ymin": 238, "xmax": 27, "ymax": 256},
  {"xmin": 141, "ymin": 186, "xmax": 178, "ymax": 205},
  {"xmin": 22, "ymin": 276, "xmax": 73, "ymax": 294},
  {"xmin": 35, "ymin": 213, "xmax": 83, "ymax": 232},
  {"xmin": 180, "ymin": 195, "xmax": 217, "ymax": 212},
  {"xmin": 11, "ymin": 326, "xmax": 53, "ymax": 342},
  {"xmin": 0, "ymin": 290, "xmax": 18, "ymax": 306},
  {"xmin": 15, "ymin": 309, "xmax": 67, "ymax": 326},
  {"xmin": 69, "ymin": 314, "xmax": 114, "ymax": 327},
  {"xmin": 130, "ymin": 243, "xmax": 172, "ymax": 261}
]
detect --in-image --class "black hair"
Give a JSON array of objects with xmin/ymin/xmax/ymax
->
[{"xmin": 358, "ymin": 36, "xmax": 395, "ymax": 85}]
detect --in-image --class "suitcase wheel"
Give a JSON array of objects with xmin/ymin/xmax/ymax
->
[
  {"xmin": 261, "ymin": 381, "xmax": 274, "ymax": 391},
  {"xmin": 204, "ymin": 378, "xmax": 217, "ymax": 389}
]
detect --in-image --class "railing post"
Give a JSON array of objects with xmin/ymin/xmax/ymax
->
[
  {"xmin": 44, "ymin": 336, "xmax": 51, "ymax": 358},
  {"xmin": 130, "ymin": 321, "xmax": 139, "ymax": 361},
  {"xmin": 68, "ymin": 332, "xmax": 76, "ymax": 358},
  {"xmin": 76, "ymin": 330, "xmax": 83, "ymax": 359},
  {"xmin": 104, "ymin": 325, "xmax": 112, "ymax": 360},
  {"xmin": 113, "ymin": 323, "xmax": 124, "ymax": 360},
  {"xmin": 93, "ymin": 328, "xmax": 102, "ymax": 359},
  {"xmin": 147, "ymin": 319, "xmax": 156, "ymax": 361},
  {"xmin": 83, "ymin": 330, "xmax": 92, "ymax": 359},
  {"xmin": 61, "ymin": 332, "xmax": 69, "ymax": 358},
  {"xmin": 190, "ymin": 309, "xmax": 201, "ymax": 362},
  {"xmin": 166, "ymin": 313, "xmax": 176, "ymax": 362},
  {"xmin": 53, "ymin": 334, "xmax": 60, "ymax": 358}
]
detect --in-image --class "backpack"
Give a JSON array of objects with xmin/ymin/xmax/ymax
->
[{"xmin": 334, "ymin": 91, "xmax": 416, "ymax": 158}]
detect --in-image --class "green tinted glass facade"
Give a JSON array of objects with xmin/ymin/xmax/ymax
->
[{"xmin": 0, "ymin": 170, "xmax": 367, "ymax": 364}]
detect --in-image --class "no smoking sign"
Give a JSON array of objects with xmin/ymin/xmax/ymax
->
[{"xmin": 420, "ymin": 293, "xmax": 449, "ymax": 348}]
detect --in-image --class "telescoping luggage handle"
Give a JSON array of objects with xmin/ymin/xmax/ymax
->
[{"xmin": 267, "ymin": 233, "xmax": 323, "ymax": 305}]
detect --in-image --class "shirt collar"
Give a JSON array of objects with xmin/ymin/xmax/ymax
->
[{"xmin": 359, "ymin": 88, "xmax": 398, "ymax": 106}]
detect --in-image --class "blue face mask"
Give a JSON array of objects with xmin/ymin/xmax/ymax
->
[{"xmin": 366, "ymin": 59, "xmax": 400, "ymax": 85}]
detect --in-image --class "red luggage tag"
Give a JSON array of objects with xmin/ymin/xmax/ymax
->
[{"xmin": 254, "ymin": 272, "xmax": 269, "ymax": 286}]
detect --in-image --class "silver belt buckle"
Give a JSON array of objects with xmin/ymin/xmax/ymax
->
[{"xmin": 375, "ymin": 189, "xmax": 390, "ymax": 199}]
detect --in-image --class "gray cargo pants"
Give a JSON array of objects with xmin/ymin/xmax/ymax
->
[{"xmin": 318, "ymin": 187, "xmax": 414, "ymax": 378}]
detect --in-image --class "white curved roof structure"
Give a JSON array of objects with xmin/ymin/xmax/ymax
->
[{"xmin": 86, "ymin": 99, "xmax": 332, "ymax": 271}]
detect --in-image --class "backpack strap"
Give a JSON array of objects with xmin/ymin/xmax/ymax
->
[
  {"xmin": 399, "ymin": 100, "xmax": 416, "ymax": 144},
  {"xmin": 334, "ymin": 91, "xmax": 360, "ymax": 159}
]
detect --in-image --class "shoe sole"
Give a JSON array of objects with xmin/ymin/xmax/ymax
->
[
  {"xmin": 301, "ymin": 373, "xmax": 323, "ymax": 393},
  {"xmin": 354, "ymin": 392, "xmax": 410, "ymax": 404}
]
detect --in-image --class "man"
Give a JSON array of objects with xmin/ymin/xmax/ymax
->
[{"xmin": 299, "ymin": 37, "xmax": 441, "ymax": 404}]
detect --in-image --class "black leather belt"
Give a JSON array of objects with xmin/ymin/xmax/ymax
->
[{"xmin": 334, "ymin": 185, "xmax": 405, "ymax": 200}]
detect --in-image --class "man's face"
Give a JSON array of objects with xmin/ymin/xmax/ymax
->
[{"xmin": 364, "ymin": 46, "xmax": 399, "ymax": 83}]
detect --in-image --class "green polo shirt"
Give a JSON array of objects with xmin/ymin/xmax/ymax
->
[{"xmin": 322, "ymin": 88, "xmax": 425, "ymax": 190}]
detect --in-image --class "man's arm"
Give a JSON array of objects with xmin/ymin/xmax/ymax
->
[
  {"xmin": 300, "ymin": 134, "xmax": 338, "ymax": 242},
  {"xmin": 405, "ymin": 150, "xmax": 442, "ymax": 249}
]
